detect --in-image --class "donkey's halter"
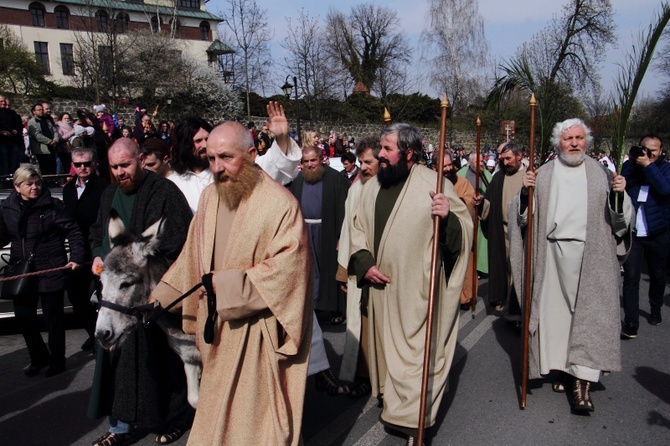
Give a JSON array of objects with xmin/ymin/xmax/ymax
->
[
  {"xmin": 99, "ymin": 299, "xmax": 157, "ymax": 321},
  {"xmin": 99, "ymin": 282, "xmax": 203, "ymax": 327}
]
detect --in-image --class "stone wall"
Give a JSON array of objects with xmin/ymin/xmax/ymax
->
[{"xmin": 249, "ymin": 116, "xmax": 504, "ymax": 153}]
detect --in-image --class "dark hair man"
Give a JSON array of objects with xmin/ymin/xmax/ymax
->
[
  {"xmin": 28, "ymin": 103, "xmax": 60, "ymax": 175},
  {"xmin": 337, "ymin": 135, "xmax": 380, "ymax": 397},
  {"xmin": 340, "ymin": 151, "xmax": 359, "ymax": 185},
  {"xmin": 140, "ymin": 137, "xmax": 172, "ymax": 178},
  {"xmin": 348, "ymin": 123, "xmax": 472, "ymax": 444},
  {"xmin": 621, "ymin": 134, "xmax": 670, "ymax": 338},
  {"xmin": 476, "ymin": 141, "xmax": 525, "ymax": 316}
]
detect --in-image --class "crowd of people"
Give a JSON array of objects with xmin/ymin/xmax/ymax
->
[{"xmin": 0, "ymin": 96, "xmax": 668, "ymax": 446}]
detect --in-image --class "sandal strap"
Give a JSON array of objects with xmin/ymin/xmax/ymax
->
[{"xmin": 156, "ymin": 427, "xmax": 184, "ymax": 445}]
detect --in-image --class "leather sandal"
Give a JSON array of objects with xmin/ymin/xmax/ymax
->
[
  {"xmin": 349, "ymin": 380, "xmax": 371, "ymax": 399},
  {"xmin": 155, "ymin": 427, "xmax": 185, "ymax": 445},
  {"xmin": 91, "ymin": 432, "xmax": 134, "ymax": 446},
  {"xmin": 315, "ymin": 369, "xmax": 350, "ymax": 396},
  {"xmin": 552, "ymin": 371, "xmax": 566, "ymax": 393},
  {"xmin": 572, "ymin": 378, "xmax": 595, "ymax": 413}
]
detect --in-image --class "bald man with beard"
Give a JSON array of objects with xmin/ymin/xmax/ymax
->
[{"xmin": 152, "ymin": 122, "xmax": 313, "ymax": 445}]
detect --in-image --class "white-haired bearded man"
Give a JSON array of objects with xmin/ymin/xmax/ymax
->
[
  {"xmin": 509, "ymin": 118, "xmax": 634, "ymax": 413},
  {"xmin": 151, "ymin": 122, "xmax": 313, "ymax": 445}
]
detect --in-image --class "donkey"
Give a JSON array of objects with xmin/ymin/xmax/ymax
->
[{"xmin": 94, "ymin": 211, "xmax": 201, "ymax": 408}]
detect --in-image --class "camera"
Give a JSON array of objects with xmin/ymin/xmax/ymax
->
[{"xmin": 629, "ymin": 145, "xmax": 651, "ymax": 162}]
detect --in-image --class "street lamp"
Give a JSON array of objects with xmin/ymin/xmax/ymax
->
[{"xmin": 281, "ymin": 75, "xmax": 301, "ymax": 147}]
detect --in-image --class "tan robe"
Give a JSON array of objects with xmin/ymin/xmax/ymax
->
[
  {"xmin": 452, "ymin": 175, "xmax": 476, "ymax": 304},
  {"xmin": 349, "ymin": 165, "xmax": 473, "ymax": 430},
  {"xmin": 153, "ymin": 171, "xmax": 313, "ymax": 445}
]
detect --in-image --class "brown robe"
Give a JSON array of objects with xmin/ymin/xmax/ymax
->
[{"xmin": 153, "ymin": 170, "xmax": 313, "ymax": 445}]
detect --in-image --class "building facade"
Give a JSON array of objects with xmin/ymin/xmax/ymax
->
[{"xmin": 0, "ymin": 0, "xmax": 226, "ymax": 86}]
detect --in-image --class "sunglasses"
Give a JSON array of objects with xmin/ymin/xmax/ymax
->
[{"xmin": 73, "ymin": 161, "xmax": 93, "ymax": 168}]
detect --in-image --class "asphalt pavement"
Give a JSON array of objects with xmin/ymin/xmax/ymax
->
[{"xmin": 0, "ymin": 274, "xmax": 668, "ymax": 446}]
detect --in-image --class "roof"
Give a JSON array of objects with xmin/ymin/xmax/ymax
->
[
  {"xmin": 206, "ymin": 39, "xmax": 234, "ymax": 54},
  {"xmin": 55, "ymin": 0, "xmax": 222, "ymax": 21}
]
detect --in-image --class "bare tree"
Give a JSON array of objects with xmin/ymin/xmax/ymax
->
[
  {"xmin": 281, "ymin": 9, "xmax": 341, "ymax": 120},
  {"xmin": 487, "ymin": 0, "xmax": 616, "ymax": 155},
  {"xmin": 70, "ymin": 1, "xmax": 141, "ymax": 103},
  {"xmin": 421, "ymin": 0, "xmax": 490, "ymax": 115},
  {"xmin": 219, "ymin": 0, "xmax": 273, "ymax": 120},
  {"xmin": 519, "ymin": 0, "xmax": 616, "ymax": 90},
  {"xmin": 324, "ymin": 3, "xmax": 410, "ymax": 94}
]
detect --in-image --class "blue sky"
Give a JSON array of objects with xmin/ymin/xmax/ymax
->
[{"xmin": 207, "ymin": 0, "xmax": 667, "ymax": 100}]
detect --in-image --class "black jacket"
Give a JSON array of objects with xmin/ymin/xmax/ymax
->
[
  {"xmin": 0, "ymin": 188, "xmax": 85, "ymax": 293},
  {"xmin": 63, "ymin": 172, "xmax": 110, "ymax": 259}
]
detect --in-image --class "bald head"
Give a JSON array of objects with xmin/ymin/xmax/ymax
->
[
  {"xmin": 109, "ymin": 137, "xmax": 140, "ymax": 158},
  {"xmin": 209, "ymin": 122, "xmax": 255, "ymax": 156}
]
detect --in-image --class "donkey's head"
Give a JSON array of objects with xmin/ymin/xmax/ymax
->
[{"xmin": 95, "ymin": 210, "xmax": 169, "ymax": 350}]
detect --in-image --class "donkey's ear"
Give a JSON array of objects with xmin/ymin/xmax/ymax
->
[
  {"xmin": 108, "ymin": 209, "xmax": 126, "ymax": 247},
  {"xmin": 141, "ymin": 218, "xmax": 163, "ymax": 255}
]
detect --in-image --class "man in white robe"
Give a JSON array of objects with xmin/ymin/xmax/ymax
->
[{"xmin": 511, "ymin": 118, "xmax": 633, "ymax": 413}]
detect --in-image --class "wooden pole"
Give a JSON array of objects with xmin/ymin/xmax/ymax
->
[
  {"xmin": 472, "ymin": 117, "xmax": 481, "ymax": 319},
  {"xmin": 417, "ymin": 94, "xmax": 449, "ymax": 445},
  {"xmin": 520, "ymin": 93, "xmax": 537, "ymax": 409}
]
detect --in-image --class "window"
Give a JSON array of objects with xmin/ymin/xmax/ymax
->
[
  {"xmin": 150, "ymin": 16, "xmax": 160, "ymax": 33},
  {"xmin": 96, "ymin": 10, "xmax": 109, "ymax": 33},
  {"xmin": 34, "ymin": 41, "xmax": 50, "ymax": 74},
  {"xmin": 99, "ymin": 45, "xmax": 113, "ymax": 74},
  {"xmin": 179, "ymin": 0, "xmax": 200, "ymax": 8},
  {"xmin": 114, "ymin": 13, "xmax": 129, "ymax": 33},
  {"xmin": 199, "ymin": 21, "xmax": 210, "ymax": 41},
  {"xmin": 55, "ymin": 5, "xmax": 70, "ymax": 29},
  {"xmin": 29, "ymin": 3, "xmax": 46, "ymax": 27},
  {"xmin": 60, "ymin": 43, "xmax": 74, "ymax": 76}
]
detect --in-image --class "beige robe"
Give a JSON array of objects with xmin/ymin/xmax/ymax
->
[
  {"xmin": 154, "ymin": 171, "xmax": 313, "ymax": 445},
  {"xmin": 337, "ymin": 180, "xmax": 365, "ymax": 383},
  {"xmin": 349, "ymin": 165, "xmax": 473, "ymax": 430}
]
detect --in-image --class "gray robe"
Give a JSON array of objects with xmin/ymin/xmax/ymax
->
[{"xmin": 509, "ymin": 157, "xmax": 634, "ymax": 379}]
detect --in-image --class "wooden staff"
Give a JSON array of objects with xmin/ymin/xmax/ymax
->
[
  {"xmin": 520, "ymin": 93, "xmax": 537, "ymax": 409},
  {"xmin": 471, "ymin": 117, "xmax": 481, "ymax": 318},
  {"xmin": 417, "ymin": 94, "xmax": 449, "ymax": 445},
  {"xmin": 383, "ymin": 107, "xmax": 392, "ymax": 126}
]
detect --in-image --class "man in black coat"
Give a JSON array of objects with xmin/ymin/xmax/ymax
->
[
  {"xmin": 290, "ymin": 146, "xmax": 350, "ymax": 396},
  {"xmin": 62, "ymin": 147, "xmax": 110, "ymax": 350},
  {"xmin": 0, "ymin": 94, "xmax": 22, "ymax": 176},
  {"xmin": 477, "ymin": 142, "xmax": 525, "ymax": 317},
  {"xmin": 88, "ymin": 138, "xmax": 193, "ymax": 445}
]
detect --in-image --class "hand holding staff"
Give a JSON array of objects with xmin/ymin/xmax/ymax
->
[
  {"xmin": 521, "ymin": 93, "xmax": 537, "ymax": 409},
  {"xmin": 417, "ymin": 94, "xmax": 449, "ymax": 445}
]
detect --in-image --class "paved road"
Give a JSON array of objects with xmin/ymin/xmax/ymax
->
[{"xmin": 0, "ymin": 275, "xmax": 668, "ymax": 445}]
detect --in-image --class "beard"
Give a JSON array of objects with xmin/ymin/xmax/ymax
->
[
  {"xmin": 191, "ymin": 154, "xmax": 209, "ymax": 172},
  {"xmin": 378, "ymin": 156, "xmax": 410, "ymax": 188},
  {"xmin": 558, "ymin": 150, "xmax": 586, "ymax": 167},
  {"xmin": 503, "ymin": 162, "xmax": 521, "ymax": 175},
  {"xmin": 214, "ymin": 158, "xmax": 260, "ymax": 209},
  {"xmin": 302, "ymin": 164, "xmax": 325, "ymax": 184},
  {"xmin": 443, "ymin": 169, "xmax": 458, "ymax": 184}
]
